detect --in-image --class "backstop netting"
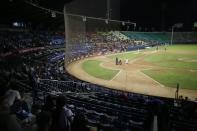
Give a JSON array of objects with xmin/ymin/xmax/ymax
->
[{"xmin": 64, "ymin": 0, "xmax": 121, "ymax": 66}]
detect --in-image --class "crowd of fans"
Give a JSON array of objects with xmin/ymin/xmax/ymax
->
[
  {"xmin": 0, "ymin": 29, "xmax": 64, "ymax": 54},
  {"xmin": 1, "ymin": 75, "xmax": 197, "ymax": 131},
  {"xmin": 64, "ymin": 31, "xmax": 151, "ymax": 64},
  {"xmin": 0, "ymin": 82, "xmax": 92, "ymax": 131}
]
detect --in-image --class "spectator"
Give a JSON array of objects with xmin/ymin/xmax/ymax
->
[
  {"xmin": 52, "ymin": 96, "xmax": 74, "ymax": 131},
  {"xmin": 0, "ymin": 84, "xmax": 23, "ymax": 131},
  {"xmin": 71, "ymin": 112, "xmax": 90, "ymax": 131},
  {"xmin": 2, "ymin": 82, "xmax": 21, "ymax": 107},
  {"xmin": 42, "ymin": 95, "xmax": 56, "ymax": 112},
  {"xmin": 35, "ymin": 111, "xmax": 52, "ymax": 131}
]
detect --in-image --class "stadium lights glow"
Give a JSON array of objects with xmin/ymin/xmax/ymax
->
[
  {"xmin": 51, "ymin": 11, "xmax": 56, "ymax": 18},
  {"xmin": 105, "ymin": 19, "xmax": 109, "ymax": 24},
  {"xmin": 82, "ymin": 16, "xmax": 86, "ymax": 22},
  {"xmin": 13, "ymin": 22, "xmax": 19, "ymax": 27},
  {"xmin": 173, "ymin": 23, "xmax": 183, "ymax": 28},
  {"xmin": 134, "ymin": 23, "xmax": 137, "ymax": 31},
  {"xmin": 134, "ymin": 23, "xmax": 137, "ymax": 28},
  {"xmin": 194, "ymin": 22, "xmax": 197, "ymax": 27}
]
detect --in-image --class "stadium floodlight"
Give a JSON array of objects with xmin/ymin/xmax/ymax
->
[
  {"xmin": 193, "ymin": 22, "xmax": 197, "ymax": 27},
  {"xmin": 173, "ymin": 23, "xmax": 183, "ymax": 28},
  {"xmin": 171, "ymin": 23, "xmax": 183, "ymax": 45},
  {"xmin": 105, "ymin": 19, "xmax": 109, "ymax": 24},
  {"xmin": 51, "ymin": 11, "xmax": 56, "ymax": 18},
  {"xmin": 134, "ymin": 23, "xmax": 137, "ymax": 31},
  {"xmin": 82, "ymin": 16, "xmax": 86, "ymax": 22}
]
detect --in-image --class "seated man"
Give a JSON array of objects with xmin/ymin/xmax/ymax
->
[
  {"xmin": 0, "ymin": 85, "xmax": 23, "ymax": 131},
  {"xmin": 3, "ymin": 88, "xmax": 21, "ymax": 107},
  {"xmin": 53, "ymin": 96, "xmax": 74, "ymax": 131}
]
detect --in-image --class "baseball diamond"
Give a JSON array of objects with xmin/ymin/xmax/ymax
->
[{"xmin": 67, "ymin": 45, "xmax": 197, "ymax": 99}]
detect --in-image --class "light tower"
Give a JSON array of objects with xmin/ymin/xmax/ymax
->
[
  {"xmin": 106, "ymin": 0, "xmax": 112, "ymax": 19},
  {"xmin": 171, "ymin": 23, "xmax": 183, "ymax": 45}
]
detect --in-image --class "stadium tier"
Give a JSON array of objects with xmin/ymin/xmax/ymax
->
[
  {"xmin": 120, "ymin": 32, "xmax": 171, "ymax": 43},
  {"xmin": 120, "ymin": 31, "xmax": 197, "ymax": 44}
]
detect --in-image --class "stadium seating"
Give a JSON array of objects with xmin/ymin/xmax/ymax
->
[
  {"xmin": 121, "ymin": 31, "xmax": 171, "ymax": 43},
  {"xmin": 0, "ymin": 29, "xmax": 64, "ymax": 54},
  {"xmin": 120, "ymin": 31, "xmax": 197, "ymax": 44}
]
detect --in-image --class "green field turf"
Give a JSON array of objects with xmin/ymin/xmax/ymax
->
[
  {"xmin": 144, "ymin": 54, "xmax": 197, "ymax": 69},
  {"xmin": 142, "ymin": 69, "xmax": 197, "ymax": 90},
  {"xmin": 166, "ymin": 44, "xmax": 197, "ymax": 51},
  {"xmin": 82, "ymin": 45, "xmax": 197, "ymax": 90},
  {"xmin": 82, "ymin": 60, "xmax": 119, "ymax": 80},
  {"xmin": 142, "ymin": 44, "xmax": 197, "ymax": 90},
  {"xmin": 107, "ymin": 51, "xmax": 142, "ymax": 60}
]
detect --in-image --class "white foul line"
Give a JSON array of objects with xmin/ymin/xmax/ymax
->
[
  {"xmin": 139, "ymin": 70, "xmax": 165, "ymax": 87},
  {"xmin": 110, "ymin": 70, "xmax": 122, "ymax": 81}
]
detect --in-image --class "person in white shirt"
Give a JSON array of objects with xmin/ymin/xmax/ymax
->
[
  {"xmin": 54, "ymin": 96, "xmax": 74, "ymax": 131},
  {"xmin": 125, "ymin": 58, "xmax": 129, "ymax": 64},
  {"xmin": 0, "ymin": 86, "xmax": 23, "ymax": 131},
  {"xmin": 2, "ymin": 89, "xmax": 21, "ymax": 107}
]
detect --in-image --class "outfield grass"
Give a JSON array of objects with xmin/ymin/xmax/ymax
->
[
  {"xmin": 142, "ymin": 69, "xmax": 197, "ymax": 90},
  {"xmin": 107, "ymin": 51, "xmax": 142, "ymax": 60},
  {"xmin": 166, "ymin": 44, "xmax": 197, "ymax": 51},
  {"xmin": 82, "ymin": 60, "xmax": 119, "ymax": 80},
  {"xmin": 144, "ymin": 54, "xmax": 197, "ymax": 69},
  {"xmin": 142, "ymin": 44, "xmax": 197, "ymax": 90}
]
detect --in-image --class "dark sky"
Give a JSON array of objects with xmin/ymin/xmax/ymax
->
[
  {"xmin": 38, "ymin": 0, "xmax": 197, "ymax": 30},
  {"xmin": 0, "ymin": 0, "xmax": 197, "ymax": 31},
  {"xmin": 120, "ymin": 0, "xmax": 197, "ymax": 31}
]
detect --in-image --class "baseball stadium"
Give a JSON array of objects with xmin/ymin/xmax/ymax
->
[{"xmin": 0, "ymin": 0, "xmax": 197, "ymax": 131}]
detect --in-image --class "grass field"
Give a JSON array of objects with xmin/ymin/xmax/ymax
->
[
  {"xmin": 82, "ymin": 60, "xmax": 119, "ymax": 80},
  {"xmin": 82, "ymin": 45, "xmax": 197, "ymax": 90},
  {"xmin": 144, "ymin": 54, "xmax": 197, "ymax": 69},
  {"xmin": 166, "ymin": 44, "xmax": 197, "ymax": 51},
  {"xmin": 142, "ymin": 69, "xmax": 197, "ymax": 90},
  {"xmin": 142, "ymin": 44, "xmax": 197, "ymax": 90}
]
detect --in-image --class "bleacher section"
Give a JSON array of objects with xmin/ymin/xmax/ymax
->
[
  {"xmin": 173, "ymin": 32, "xmax": 197, "ymax": 43},
  {"xmin": 111, "ymin": 31, "xmax": 130, "ymax": 41},
  {"xmin": 65, "ymin": 92, "xmax": 152, "ymax": 131},
  {"xmin": 121, "ymin": 31, "xmax": 171, "ymax": 44},
  {"xmin": 36, "ymin": 78, "xmax": 197, "ymax": 131},
  {"xmin": 121, "ymin": 31, "xmax": 197, "ymax": 44}
]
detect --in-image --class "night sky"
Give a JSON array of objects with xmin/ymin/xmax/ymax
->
[
  {"xmin": 0, "ymin": 0, "xmax": 197, "ymax": 31},
  {"xmin": 38, "ymin": 0, "xmax": 197, "ymax": 30},
  {"xmin": 120, "ymin": 0, "xmax": 197, "ymax": 31}
]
